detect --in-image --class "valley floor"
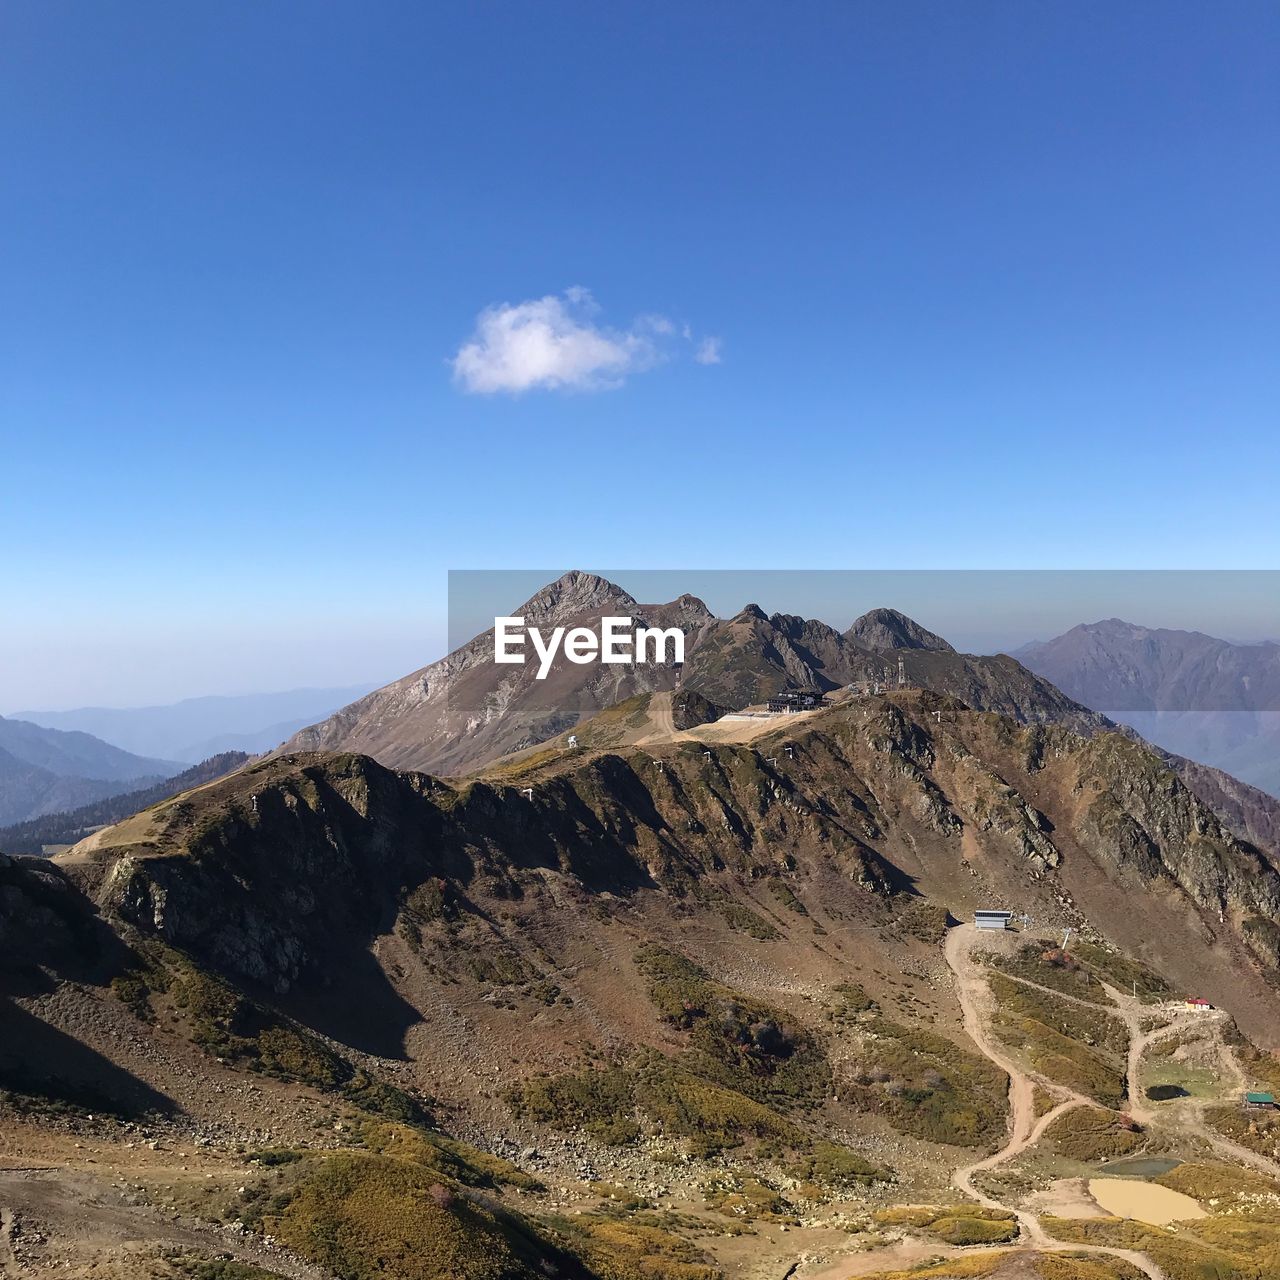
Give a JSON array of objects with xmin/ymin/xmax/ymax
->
[{"xmin": 5, "ymin": 921, "xmax": 1279, "ymax": 1280}]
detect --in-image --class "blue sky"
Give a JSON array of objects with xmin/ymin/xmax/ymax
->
[{"xmin": 2, "ymin": 3, "xmax": 1277, "ymax": 708}]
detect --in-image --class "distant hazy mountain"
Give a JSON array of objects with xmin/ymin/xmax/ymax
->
[
  {"xmin": 0, "ymin": 750, "xmax": 249, "ymax": 855},
  {"xmin": 1017, "ymin": 618, "xmax": 1280, "ymax": 797},
  {"xmin": 0, "ymin": 714, "xmax": 181, "ymax": 824},
  {"xmin": 13, "ymin": 685, "xmax": 379, "ymax": 763},
  {"xmin": 0, "ymin": 745, "xmax": 155, "ymax": 826},
  {"xmin": 0, "ymin": 715, "xmax": 179, "ymax": 782},
  {"xmin": 172, "ymin": 715, "xmax": 342, "ymax": 763}
]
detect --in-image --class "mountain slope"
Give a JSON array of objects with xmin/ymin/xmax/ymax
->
[
  {"xmin": 1018, "ymin": 619, "xmax": 1280, "ymax": 797},
  {"xmin": 0, "ymin": 715, "xmax": 182, "ymax": 826},
  {"xmin": 74, "ymin": 691, "xmax": 1280, "ymax": 1042},
  {"xmin": 0, "ymin": 745, "xmax": 156, "ymax": 826},
  {"xmin": 1018, "ymin": 619, "xmax": 1280, "ymax": 713},
  {"xmin": 279, "ymin": 572, "xmax": 715, "ymax": 774}
]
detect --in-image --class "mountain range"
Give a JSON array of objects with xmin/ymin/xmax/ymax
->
[
  {"xmin": 13, "ymin": 683, "xmax": 379, "ymax": 764},
  {"xmin": 278, "ymin": 572, "xmax": 1280, "ymax": 866},
  {"xmin": 279, "ymin": 572, "xmax": 1111, "ymax": 776},
  {"xmin": 0, "ymin": 715, "xmax": 182, "ymax": 826},
  {"xmin": 1018, "ymin": 619, "xmax": 1280, "ymax": 798},
  {"xmin": 7, "ymin": 573, "xmax": 1280, "ymax": 1279}
]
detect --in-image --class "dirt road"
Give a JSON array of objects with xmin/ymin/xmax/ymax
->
[
  {"xmin": 809, "ymin": 926, "xmax": 1170, "ymax": 1279},
  {"xmin": 943, "ymin": 924, "xmax": 1168, "ymax": 1280}
]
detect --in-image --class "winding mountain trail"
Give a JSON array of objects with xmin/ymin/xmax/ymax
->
[{"xmin": 943, "ymin": 924, "xmax": 1169, "ymax": 1280}]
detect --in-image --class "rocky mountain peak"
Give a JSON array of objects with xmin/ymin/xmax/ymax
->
[
  {"xmin": 665, "ymin": 593, "xmax": 715, "ymax": 622},
  {"xmin": 846, "ymin": 608, "xmax": 956, "ymax": 653},
  {"xmin": 513, "ymin": 570, "xmax": 638, "ymax": 624}
]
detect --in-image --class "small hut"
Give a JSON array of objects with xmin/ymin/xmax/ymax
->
[{"xmin": 975, "ymin": 909, "xmax": 1014, "ymax": 931}]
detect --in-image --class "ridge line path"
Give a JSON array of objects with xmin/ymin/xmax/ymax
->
[{"xmin": 945, "ymin": 923, "xmax": 1168, "ymax": 1280}]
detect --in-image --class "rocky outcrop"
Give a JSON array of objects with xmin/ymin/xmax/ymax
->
[
  {"xmin": 670, "ymin": 689, "xmax": 729, "ymax": 731},
  {"xmin": 97, "ymin": 754, "xmax": 446, "ymax": 991},
  {"xmin": 0, "ymin": 852, "xmax": 118, "ymax": 976},
  {"xmin": 1071, "ymin": 734, "xmax": 1280, "ymax": 966},
  {"xmin": 1166, "ymin": 754, "xmax": 1280, "ymax": 868}
]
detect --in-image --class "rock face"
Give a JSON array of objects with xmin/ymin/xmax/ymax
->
[
  {"xmin": 100, "ymin": 753, "xmax": 446, "ymax": 992},
  {"xmin": 278, "ymin": 572, "xmax": 1108, "ymax": 776},
  {"xmin": 669, "ymin": 689, "xmax": 729, "ymax": 731},
  {"xmin": 1070, "ymin": 733, "xmax": 1280, "ymax": 967},
  {"xmin": 1169, "ymin": 755, "xmax": 1280, "ymax": 862},
  {"xmin": 0, "ymin": 853, "xmax": 111, "ymax": 972}
]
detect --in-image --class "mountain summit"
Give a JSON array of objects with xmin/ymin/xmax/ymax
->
[
  {"xmin": 278, "ymin": 571, "xmax": 709, "ymax": 774},
  {"xmin": 515, "ymin": 569, "xmax": 639, "ymax": 623},
  {"xmin": 846, "ymin": 607, "xmax": 956, "ymax": 652}
]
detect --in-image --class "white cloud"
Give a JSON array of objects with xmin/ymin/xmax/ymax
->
[
  {"xmin": 451, "ymin": 288, "xmax": 722, "ymax": 395},
  {"xmin": 637, "ymin": 313, "xmax": 675, "ymax": 336},
  {"xmin": 452, "ymin": 288, "xmax": 662, "ymax": 394},
  {"xmin": 694, "ymin": 336, "xmax": 723, "ymax": 365}
]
